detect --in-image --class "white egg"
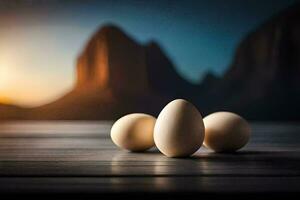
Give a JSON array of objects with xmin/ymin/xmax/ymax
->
[
  {"xmin": 154, "ymin": 99, "xmax": 205, "ymax": 157},
  {"xmin": 110, "ymin": 113, "xmax": 156, "ymax": 152},
  {"xmin": 203, "ymin": 112, "xmax": 251, "ymax": 152}
]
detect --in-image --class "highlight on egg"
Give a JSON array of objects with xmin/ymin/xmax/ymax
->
[
  {"xmin": 203, "ymin": 111, "xmax": 251, "ymax": 152},
  {"xmin": 110, "ymin": 113, "xmax": 156, "ymax": 152},
  {"xmin": 154, "ymin": 99, "xmax": 205, "ymax": 158}
]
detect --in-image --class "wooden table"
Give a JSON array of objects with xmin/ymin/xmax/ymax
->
[{"xmin": 0, "ymin": 121, "xmax": 299, "ymax": 199}]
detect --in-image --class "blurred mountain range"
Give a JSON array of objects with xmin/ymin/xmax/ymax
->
[{"xmin": 1, "ymin": 4, "xmax": 299, "ymax": 120}]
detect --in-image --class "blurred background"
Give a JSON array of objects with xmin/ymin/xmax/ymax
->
[{"xmin": 0, "ymin": 0, "xmax": 299, "ymax": 120}]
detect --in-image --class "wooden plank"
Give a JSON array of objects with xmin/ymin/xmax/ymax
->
[
  {"xmin": 0, "ymin": 121, "xmax": 113, "ymax": 137},
  {"xmin": 0, "ymin": 138, "xmax": 113, "ymax": 149},
  {"xmin": 0, "ymin": 121, "xmax": 299, "ymax": 195},
  {"xmin": 0, "ymin": 177, "xmax": 299, "ymax": 194},
  {"xmin": 0, "ymin": 146, "xmax": 300, "ymax": 160},
  {"xmin": 0, "ymin": 149, "xmax": 300, "ymax": 176}
]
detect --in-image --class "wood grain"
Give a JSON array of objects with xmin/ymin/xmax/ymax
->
[{"xmin": 0, "ymin": 121, "xmax": 299, "ymax": 196}]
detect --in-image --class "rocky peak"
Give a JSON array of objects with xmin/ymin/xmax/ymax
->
[{"xmin": 76, "ymin": 24, "xmax": 149, "ymax": 94}]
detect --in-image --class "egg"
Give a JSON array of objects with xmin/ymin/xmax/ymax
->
[
  {"xmin": 154, "ymin": 99, "xmax": 205, "ymax": 157},
  {"xmin": 110, "ymin": 113, "xmax": 156, "ymax": 152},
  {"xmin": 203, "ymin": 112, "xmax": 251, "ymax": 152}
]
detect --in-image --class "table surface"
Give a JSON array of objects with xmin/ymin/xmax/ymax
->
[{"xmin": 0, "ymin": 121, "xmax": 300, "ymax": 197}]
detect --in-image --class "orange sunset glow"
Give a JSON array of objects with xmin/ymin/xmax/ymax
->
[
  {"xmin": 0, "ymin": 25, "xmax": 78, "ymax": 107},
  {"xmin": 0, "ymin": 48, "xmax": 75, "ymax": 107}
]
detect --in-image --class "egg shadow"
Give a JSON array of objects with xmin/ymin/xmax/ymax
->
[{"xmin": 129, "ymin": 147, "xmax": 161, "ymax": 154}]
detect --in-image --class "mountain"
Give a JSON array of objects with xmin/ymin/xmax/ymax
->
[
  {"xmin": 23, "ymin": 25, "xmax": 198, "ymax": 120},
  {"xmin": 198, "ymin": 3, "xmax": 300, "ymax": 120},
  {"xmin": 0, "ymin": 104, "xmax": 26, "ymax": 120},
  {"xmin": 1, "ymin": 4, "xmax": 300, "ymax": 121}
]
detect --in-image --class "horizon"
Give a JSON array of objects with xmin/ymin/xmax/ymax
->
[{"xmin": 0, "ymin": 0, "xmax": 298, "ymax": 107}]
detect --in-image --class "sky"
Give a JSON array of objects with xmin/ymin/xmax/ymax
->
[{"xmin": 0, "ymin": 0, "xmax": 298, "ymax": 107}]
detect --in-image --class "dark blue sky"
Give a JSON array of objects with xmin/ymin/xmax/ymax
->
[
  {"xmin": 0, "ymin": 0, "xmax": 298, "ymax": 106},
  {"xmin": 65, "ymin": 0, "xmax": 298, "ymax": 80}
]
